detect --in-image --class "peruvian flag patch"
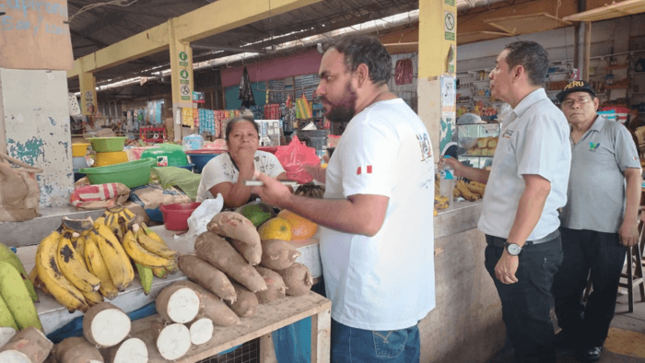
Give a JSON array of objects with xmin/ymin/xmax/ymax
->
[{"xmin": 356, "ymin": 166, "xmax": 373, "ymax": 175}]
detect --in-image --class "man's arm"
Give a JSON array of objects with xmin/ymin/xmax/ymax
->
[
  {"xmin": 619, "ymin": 168, "xmax": 642, "ymax": 247},
  {"xmin": 252, "ymin": 171, "xmax": 388, "ymax": 237},
  {"xmin": 495, "ymin": 174, "xmax": 551, "ymax": 284},
  {"xmin": 441, "ymin": 157, "xmax": 490, "ymax": 184}
]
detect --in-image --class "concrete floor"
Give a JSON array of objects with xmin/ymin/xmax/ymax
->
[{"xmin": 489, "ymin": 290, "xmax": 645, "ymax": 363}]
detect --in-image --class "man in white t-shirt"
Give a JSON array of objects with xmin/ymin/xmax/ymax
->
[
  {"xmin": 252, "ymin": 34, "xmax": 435, "ymax": 363},
  {"xmin": 443, "ymin": 41, "xmax": 571, "ymax": 362}
]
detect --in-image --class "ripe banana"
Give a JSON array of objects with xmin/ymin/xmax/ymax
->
[
  {"xmin": 84, "ymin": 235, "xmax": 119, "ymax": 300},
  {"xmin": 57, "ymin": 232, "xmax": 101, "ymax": 293},
  {"xmin": 61, "ymin": 216, "xmax": 94, "ymax": 233},
  {"xmin": 0, "ymin": 242, "xmax": 38, "ymax": 302},
  {"xmin": 0, "ymin": 294, "xmax": 18, "ymax": 331},
  {"xmin": 133, "ymin": 225, "xmax": 177, "ymax": 260},
  {"xmin": 82, "ymin": 290, "xmax": 103, "ymax": 306},
  {"xmin": 122, "ymin": 229, "xmax": 173, "ymax": 268},
  {"xmin": 152, "ymin": 267, "xmax": 168, "ymax": 279},
  {"xmin": 91, "ymin": 224, "xmax": 134, "ymax": 291},
  {"xmin": 35, "ymin": 231, "xmax": 89, "ymax": 313},
  {"xmin": 135, "ymin": 263, "xmax": 153, "ymax": 295}
]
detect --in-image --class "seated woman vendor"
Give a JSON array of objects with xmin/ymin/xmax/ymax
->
[{"xmin": 196, "ymin": 116, "xmax": 288, "ymax": 208}]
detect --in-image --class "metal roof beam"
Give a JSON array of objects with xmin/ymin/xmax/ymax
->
[{"xmin": 68, "ymin": 0, "xmax": 322, "ymax": 78}]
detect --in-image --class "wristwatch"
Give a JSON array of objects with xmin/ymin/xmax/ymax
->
[{"xmin": 504, "ymin": 242, "xmax": 522, "ymax": 256}]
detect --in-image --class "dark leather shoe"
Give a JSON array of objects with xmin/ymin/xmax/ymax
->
[
  {"xmin": 554, "ymin": 331, "xmax": 577, "ymax": 350},
  {"xmin": 575, "ymin": 346, "xmax": 602, "ymax": 362}
]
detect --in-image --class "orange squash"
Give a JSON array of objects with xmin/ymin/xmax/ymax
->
[{"xmin": 277, "ymin": 210, "xmax": 318, "ymax": 240}]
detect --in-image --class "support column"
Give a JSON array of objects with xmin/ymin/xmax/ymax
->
[
  {"xmin": 169, "ymin": 18, "xmax": 195, "ymax": 142},
  {"xmin": 78, "ymin": 71, "xmax": 97, "ymax": 116},
  {"xmin": 583, "ymin": 22, "xmax": 591, "ymax": 82},
  {"xmin": 417, "ymin": 0, "xmax": 457, "ymax": 160}
]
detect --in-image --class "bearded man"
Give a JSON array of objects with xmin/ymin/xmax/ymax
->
[{"xmin": 252, "ymin": 34, "xmax": 436, "ymax": 363}]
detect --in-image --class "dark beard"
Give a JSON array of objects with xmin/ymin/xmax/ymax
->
[{"xmin": 323, "ymin": 82, "xmax": 358, "ymax": 123}]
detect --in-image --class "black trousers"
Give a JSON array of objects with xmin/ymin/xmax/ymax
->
[
  {"xmin": 552, "ymin": 227, "xmax": 626, "ymax": 348},
  {"xmin": 485, "ymin": 234, "xmax": 563, "ymax": 363}
]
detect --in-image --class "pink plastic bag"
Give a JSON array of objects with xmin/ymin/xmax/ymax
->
[{"xmin": 275, "ymin": 136, "xmax": 320, "ymax": 184}]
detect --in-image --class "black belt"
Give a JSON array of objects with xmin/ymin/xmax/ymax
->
[{"xmin": 489, "ymin": 229, "xmax": 560, "ymax": 248}]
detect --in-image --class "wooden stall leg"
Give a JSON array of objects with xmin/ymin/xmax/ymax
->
[
  {"xmin": 311, "ymin": 308, "xmax": 331, "ymax": 363},
  {"xmin": 259, "ymin": 333, "xmax": 278, "ymax": 363}
]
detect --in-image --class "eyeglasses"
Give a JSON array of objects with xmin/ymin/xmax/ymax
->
[{"xmin": 562, "ymin": 96, "xmax": 592, "ymax": 108}]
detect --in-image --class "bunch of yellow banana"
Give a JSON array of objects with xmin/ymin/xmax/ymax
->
[
  {"xmin": 34, "ymin": 229, "xmax": 90, "ymax": 313},
  {"xmin": 124, "ymin": 224, "xmax": 178, "ymax": 293},
  {"xmin": 103, "ymin": 206, "xmax": 139, "ymax": 242}
]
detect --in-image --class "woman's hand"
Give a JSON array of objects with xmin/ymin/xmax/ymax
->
[{"xmin": 233, "ymin": 148, "xmax": 256, "ymax": 174}]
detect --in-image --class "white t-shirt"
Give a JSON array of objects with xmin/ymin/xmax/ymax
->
[
  {"xmin": 478, "ymin": 88, "xmax": 571, "ymax": 240},
  {"xmin": 196, "ymin": 151, "xmax": 285, "ymax": 202},
  {"xmin": 320, "ymin": 98, "xmax": 436, "ymax": 331}
]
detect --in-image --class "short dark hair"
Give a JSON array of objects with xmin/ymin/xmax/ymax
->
[
  {"xmin": 504, "ymin": 41, "xmax": 549, "ymax": 87},
  {"xmin": 323, "ymin": 34, "xmax": 392, "ymax": 86},
  {"xmin": 225, "ymin": 117, "xmax": 259, "ymax": 140}
]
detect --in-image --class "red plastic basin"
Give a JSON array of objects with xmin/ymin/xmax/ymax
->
[{"xmin": 159, "ymin": 202, "xmax": 201, "ymax": 231}]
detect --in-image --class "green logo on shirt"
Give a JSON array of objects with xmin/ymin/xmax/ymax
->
[{"xmin": 589, "ymin": 142, "xmax": 600, "ymax": 151}]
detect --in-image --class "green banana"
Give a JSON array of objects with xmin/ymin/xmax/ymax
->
[
  {"xmin": 135, "ymin": 263, "xmax": 153, "ymax": 295},
  {"xmin": 57, "ymin": 232, "xmax": 101, "ymax": 293},
  {"xmin": 0, "ymin": 294, "xmax": 18, "ymax": 331},
  {"xmin": 36, "ymin": 230, "xmax": 89, "ymax": 313},
  {"xmin": 0, "ymin": 242, "xmax": 38, "ymax": 302},
  {"xmin": 0, "ymin": 261, "xmax": 43, "ymax": 331}
]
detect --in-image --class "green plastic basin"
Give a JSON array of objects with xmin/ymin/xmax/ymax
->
[
  {"xmin": 87, "ymin": 137, "xmax": 126, "ymax": 152},
  {"xmin": 79, "ymin": 158, "xmax": 155, "ymax": 188},
  {"xmin": 140, "ymin": 148, "xmax": 188, "ymax": 167}
]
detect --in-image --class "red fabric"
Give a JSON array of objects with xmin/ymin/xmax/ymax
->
[
  {"xmin": 70, "ymin": 183, "xmax": 129, "ymax": 209},
  {"xmin": 395, "ymin": 59, "xmax": 414, "ymax": 85}
]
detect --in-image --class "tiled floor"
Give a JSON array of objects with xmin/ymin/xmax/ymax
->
[{"xmin": 489, "ymin": 291, "xmax": 645, "ymax": 362}]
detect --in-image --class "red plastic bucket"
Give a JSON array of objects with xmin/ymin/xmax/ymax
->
[{"xmin": 159, "ymin": 202, "xmax": 201, "ymax": 231}]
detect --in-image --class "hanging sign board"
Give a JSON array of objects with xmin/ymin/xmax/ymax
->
[
  {"xmin": 444, "ymin": 11, "xmax": 455, "ymax": 41},
  {"xmin": 0, "ymin": 0, "xmax": 74, "ymax": 70}
]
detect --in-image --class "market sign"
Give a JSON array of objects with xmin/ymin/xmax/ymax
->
[
  {"xmin": 444, "ymin": 11, "xmax": 455, "ymax": 41},
  {"xmin": 180, "ymin": 85, "xmax": 191, "ymax": 101},
  {"xmin": 0, "ymin": 0, "xmax": 74, "ymax": 70},
  {"xmin": 179, "ymin": 51, "xmax": 188, "ymax": 67}
]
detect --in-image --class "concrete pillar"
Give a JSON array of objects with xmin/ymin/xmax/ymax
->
[
  {"xmin": 168, "ymin": 18, "xmax": 195, "ymax": 142},
  {"xmin": 417, "ymin": 0, "xmax": 458, "ymax": 160},
  {"xmin": 0, "ymin": 68, "xmax": 74, "ymax": 207}
]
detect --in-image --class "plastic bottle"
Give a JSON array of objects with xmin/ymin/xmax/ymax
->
[{"xmin": 439, "ymin": 158, "xmax": 455, "ymax": 208}]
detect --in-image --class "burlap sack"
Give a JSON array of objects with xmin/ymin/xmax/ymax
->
[{"xmin": 0, "ymin": 152, "xmax": 43, "ymax": 222}]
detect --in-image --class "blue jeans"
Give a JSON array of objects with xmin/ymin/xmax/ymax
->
[
  {"xmin": 485, "ymin": 234, "xmax": 563, "ymax": 363},
  {"xmin": 330, "ymin": 319, "xmax": 420, "ymax": 363}
]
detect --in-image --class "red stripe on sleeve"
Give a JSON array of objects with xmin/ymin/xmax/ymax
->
[
  {"xmin": 366, "ymin": 165, "xmax": 372, "ymax": 174},
  {"xmin": 356, "ymin": 166, "xmax": 361, "ymax": 175}
]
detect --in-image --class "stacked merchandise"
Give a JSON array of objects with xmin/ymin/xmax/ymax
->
[
  {"xmin": 199, "ymin": 109, "xmax": 216, "ymax": 136},
  {"xmin": 263, "ymin": 104, "xmax": 282, "ymax": 120}
]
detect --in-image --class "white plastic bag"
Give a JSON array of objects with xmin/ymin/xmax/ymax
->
[{"xmin": 186, "ymin": 194, "xmax": 224, "ymax": 240}]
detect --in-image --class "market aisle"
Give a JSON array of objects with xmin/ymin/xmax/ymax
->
[{"xmin": 489, "ymin": 291, "xmax": 645, "ymax": 362}]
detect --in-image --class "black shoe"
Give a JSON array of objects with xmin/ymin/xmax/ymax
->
[
  {"xmin": 575, "ymin": 346, "xmax": 602, "ymax": 362},
  {"xmin": 555, "ymin": 331, "xmax": 577, "ymax": 350}
]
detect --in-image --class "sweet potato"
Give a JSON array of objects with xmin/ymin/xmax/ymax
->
[
  {"xmin": 225, "ymin": 282, "xmax": 259, "ymax": 318},
  {"xmin": 207, "ymin": 212, "xmax": 261, "ymax": 246},
  {"xmin": 155, "ymin": 284, "xmax": 200, "ymax": 324},
  {"xmin": 260, "ymin": 239, "xmax": 301, "ymax": 270},
  {"xmin": 254, "ymin": 267, "xmax": 286, "ymax": 304},
  {"xmin": 0, "ymin": 327, "xmax": 53, "ymax": 363},
  {"xmin": 151, "ymin": 319, "xmax": 191, "ymax": 361},
  {"xmin": 195, "ymin": 231, "xmax": 267, "ymax": 292},
  {"xmin": 277, "ymin": 263, "xmax": 314, "ymax": 296},
  {"xmin": 230, "ymin": 238, "xmax": 262, "ymax": 265},
  {"xmin": 83, "ymin": 303, "xmax": 131, "ymax": 349},
  {"xmin": 174, "ymin": 281, "xmax": 240, "ymax": 327},
  {"xmin": 178, "ymin": 254, "xmax": 237, "ymax": 303}
]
